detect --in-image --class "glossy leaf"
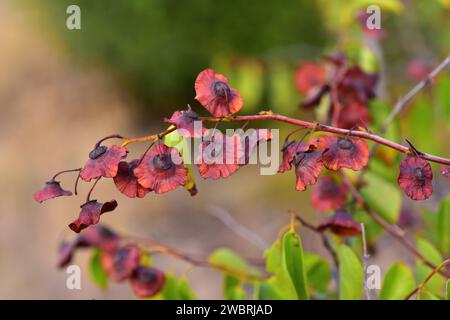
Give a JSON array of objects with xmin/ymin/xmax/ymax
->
[
  {"xmin": 224, "ymin": 274, "xmax": 246, "ymax": 300},
  {"xmin": 303, "ymin": 252, "xmax": 331, "ymax": 293},
  {"xmin": 282, "ymin": 231, "xmax": 309, "ymax": 300},
  {"xmin": 88, "ymin": 249, "xmax": 108, "ymax": 289},
  {"xmin": 256, "ymin": 281, "xmax": 283, "ymax": 300},
  {"xmin": 263, "ymin": 239, "xmax": 297, "ymax": 299},
  {"xmin": 379, "ymin": 263, "xmax": 415, "ymax": 300},
  {"xmin": 360, "ymin": 171, "xmax": 401, "ymax": 223},
  {"xmin": 338, "ymin": 244, "xmax": 363, "ymax": 300},
  {"xmin": 177, "ymin": 276, "xmax": 197, "ymax": 300},
  {"xmin": 208, "ymin": 248, "xmax": 262, "ymax": 281},
  {"xmin": 155, "ymin": 273, "xmax": 196, "ymax": 300}
]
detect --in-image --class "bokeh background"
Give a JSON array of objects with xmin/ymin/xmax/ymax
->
[{"xmin": 0, "ymin": 0, "xmax": 449, "ymax": 299}]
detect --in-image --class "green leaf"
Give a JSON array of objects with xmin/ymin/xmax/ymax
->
[
  {"xmin": 338, "ymin": 244, "xmax": 363, "ymax": 300},
  {"xmin": 437, "ymin": 197, "xmax": 450, "ymax": 254},
  {"xmin": 303, "ymin": 252, "xmax": 331, "ymax": 293},
  {"xmin": 262, "ymin": 239, "xmax": 297, "ymax": 299},
  {"xmin": 255, "ymin": 281, "xmax": 283, "ymax": 300},
  {"xmin": 163, "ymin": 129, "xmax": 196, "ymax": 194},
  {"xmin": 421, "ymin": 207, "xmax": 439, "ymax": 244},
  {"xmin": 88, "ymin": 249, "xmax": 108, "ymax": 289},
  {"xmin": 160, "ymin": 273, "xmax": 179, "ymax": 300},
  {"xmin": 416, "ymin": 238, "xmax": 446, "ymax": 297},
  {"xmin": 155, "ymin": 273, "xmax": 197, "ymax": 300},
  {"xmin": 282, "ymin": 231, "xmax": 309, "ymax": 300},
  {"xmin": 418, "ymin": 289, "xmax": 441, "ymax": 300},
  {"xmin": 139, "ymin": 252, "xmax": 153, "ymax": 267},
  {"xmin": 223, "ymin": 274, "xmax": 246, "ymax": 300},
  {"xmin": 208, "ymin": 248, "xmax": 262, "ymax": 281},
  {"xmin": 360, "ymin": 171, "xmax": 401, "ymax": 223},
  {"xmin": 177, "ymin": 276, "xmax": 197, "ymax": 300},
  {"xmin": 446, "ymin": 280, "xmax": 450, "ymax": 300},
  {"xmin": 380, "ymin": 263, "xmax": 415, "ymax": 300}
]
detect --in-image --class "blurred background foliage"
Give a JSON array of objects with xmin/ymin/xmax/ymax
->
[
  {"xmin": 32, "ymin": 0, "xmax": 450, "ymax": 122},
  {"xmin": 37, "ymin": 0, "xmax": 329, "ymax": 119}
]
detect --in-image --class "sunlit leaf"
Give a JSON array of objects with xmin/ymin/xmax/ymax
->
[
  {"xmin": 156, "ymin": 273, "xmax": 196, "ymax": 300},
  {"xmin": 338, "ymin": 244, "xmax": 363, "ymax": 300},
  {"xmin": 415, "ymin": 238, "xmax": 446, "ymax": 297},
  {"xmin": 139, "ymin": 252, "xmax": 153, "ymax": 267},
  {"xmin": 88, "ymin": 249, "xmax": 108, "ymax": 289},
  {"xmin": 282, "ymin": 231, "xmax": 309, "ymax": 300},
  {"xmin": 379, "ymin": 263, "xmax": 415, "ymax": 300},
  {"xmin": 263, "ymin": 239, "xmax": 297, "ymax": 299},
  {"xmin": 224, "ymin": 274, "xmax": 246, "ymax": 300},
  {"xmin": 418, "ymin": 289, "xmax": 441, "ymax": 300},
  {"xmin": 160, "ymin": 273, "xmax": 179, "ymax": 300},
  {"xmin": 163, "ymin": 129, "xmax": 196, "ymax": 194},
  {"xmin": 178, "ymin": 276, "xmax": 197, "ymax": 300},
  {"xmin": 208, "ymin": 248, "xmax": 262, "ymax": 281},
  {"xmin": 255, "ymin": 281, "xmax": 283, "ymax": 300},
  {"xmin": 303, "ymin": 252, "xmax": 331, "ymax": 293},
  {"xmin": 359, "ymin": 46, "xmax": 378, "ymax": 74}
]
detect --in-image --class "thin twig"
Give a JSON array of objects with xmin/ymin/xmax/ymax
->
[
  {"xmin": 122, "ymin": 234, "xmax": 268, "ymax": 281},
  {"xmin": 294, "ymin": 212, "xmax": 339, "ymax": 268},
  {"xmin": 404, "ymin": 259, "xmax": 450, "ymax": 300},
  {"xmin": 200, "ymin": 113, "xmax": 450, "ymax": 165},
  {"xmin": 208, "ymin": 205, "xmax": 269, "ymax": 251},
  {"xmin": 382, "ymin": 53, "xmax": 450, "ymax": 131},
  {"xmin": 119, "ymin": 110, "xmax": 449, "ymax": 165},
  {"xmin": 86, "ymin": 177, "xmax": 101, "ymax": 202},
  {"xmin": 121, "ymin": 126, "xmax": 176, "ymax": 147},
  {"xmin": 355, "ymin": 54, "xmax": 450, "ymax": 184},
  {"xmin": 341, "ymin": 174, "xmax": 450, "ymax": 278},
  {"xmin": 51, "ymin": 168, "xmax": 81, "ymax": 181}
]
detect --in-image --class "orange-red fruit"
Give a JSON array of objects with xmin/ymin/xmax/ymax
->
[
  {"xmin": 319, "ymin": 136, "xmax": 369, "ymax": 171},
  {"xmin": 398, "ymin": 157, "xmax": 433, "ymax": 200},
  {"xmin": 311, "ymin": 176, "xmax": 348, "ymax": 212},
  {"xmin": 69, "ymin": 200, "xmax": 117, "ymax": 233},
  {"xmin": 195, "ymin": 69, "xmax": 243, "ymax": 117},
  {"xmin": 318, "ymin": 209, "xmax": 361, "ymax": 237},
  {"xmin": 134, "ymin": 142, "xmax": 188, "ymax": 194}
]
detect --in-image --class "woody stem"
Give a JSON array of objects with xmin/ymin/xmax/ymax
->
[
  {"xmin": 200, "ymin": 113, "xmax": 450, "ymax": 165},
  {"xmin": 404, "ymin": 259, "xmax": 450, "ymax": 300}
]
